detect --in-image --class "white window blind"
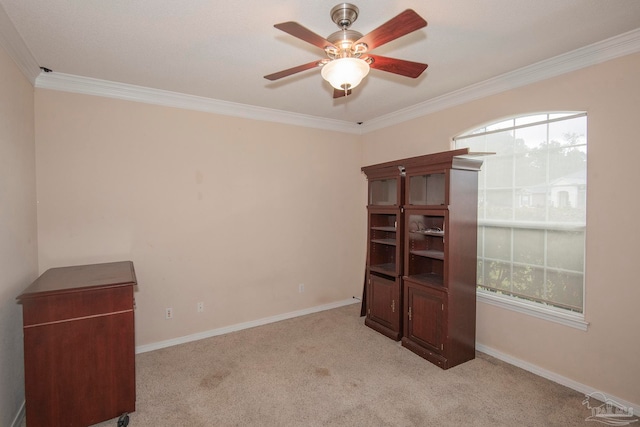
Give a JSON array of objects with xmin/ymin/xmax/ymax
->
[{"xmin": 454, "ymin": 113, "xmax": 586, "ymax": 313}]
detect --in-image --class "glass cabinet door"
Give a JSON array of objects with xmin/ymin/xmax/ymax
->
[
  {"xmin": 408, "ymin": 172, "xmax": 446, "ymax": 206},
  {"xmin": 369, "ymin": 178, "xmax": 398, "ymax": 206}
]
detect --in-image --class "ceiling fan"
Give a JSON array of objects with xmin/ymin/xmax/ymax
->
[{"xmin": 264, "ymin": 3, "xmax": 428, "ymax": 99}]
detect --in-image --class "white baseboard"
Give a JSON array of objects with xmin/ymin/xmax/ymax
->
[
  {"xmin": 476, "ymin": 343, "xmax": 640, "ymax": 415},
  {"xmin": 11, "ymin": 400, "xmax": 25, "ymax": 427},
  {"xmin": 136, "ymin": 298, "xmax": 361, "ymax": 354}
]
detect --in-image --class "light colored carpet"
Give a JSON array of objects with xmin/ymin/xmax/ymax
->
[{"xmin": 90, "ymin": 303, "xmax": 592, "ymax": 426}]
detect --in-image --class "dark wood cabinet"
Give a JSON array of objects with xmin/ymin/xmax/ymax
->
[
  {"xmin": 365, "ymin": 272, "xmax": 401, "ymax": 340},
  {"xmin": 362, "ymin": 164, "xmax": 404, "ymax": 340},
  {"xmin": 403, "ymin": 282, "xmax": 446, "ymax": 364},
  {"xmin": 17, "ymin": 261, "xmax": 137, "ymax": 427},
  {"xmin": 362, "ymin": 149, "xmax": 481, "ymax": 369}
]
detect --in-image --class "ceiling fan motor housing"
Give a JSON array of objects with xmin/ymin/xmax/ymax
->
[
  {"xmin": 330, "ymin": 3, "xmax": 359, "ymax": 29},
  {"xmin": 327, "ymin": 29, "xmax": 365, "ymax": 57}
]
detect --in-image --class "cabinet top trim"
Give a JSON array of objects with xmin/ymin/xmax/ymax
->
[
  {"xmin": 17, "ymin": 261, "xmax": 137, "ymax": 301},
  {"xmin": 362, "ymin": 148, "xmax": 483, "ymax": 177}
]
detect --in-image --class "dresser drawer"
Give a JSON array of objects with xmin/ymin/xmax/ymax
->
[{"xmin": 22, "ymin": 285, "xmax": 133, "ymax": 327}]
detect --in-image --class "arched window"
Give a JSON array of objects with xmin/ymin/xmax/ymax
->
[{"xmin": 454, "ymin": 113, "xmax": 586, "ymax": 319}]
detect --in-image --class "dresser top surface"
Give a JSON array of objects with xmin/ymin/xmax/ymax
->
[{"xmin": 18, "ymin": 261, "xmax": 137, "ymax": 300}]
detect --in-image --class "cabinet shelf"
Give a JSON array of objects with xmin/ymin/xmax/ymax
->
[
  {"xmin": 410, "ymin": 230, "xmax": 444, "ymax": 237},
  {"xmin": 372, "ymin": 238, "xmax": 397, "ymax": 246},
  {"xmin": 372, "ymin": 226, "xmax": 397, "ymax": 232},
  {"xmin": 368, "ymin": 211, "xmax": 399, "ymax": 278},
  {"xmin": 410, "ymin": 249, "xmax": 444, "ymax": 260},
  {"xmin": 405, "ymin": 273, "xmax": 444, "ymax": 288},
  {"xmin": 370, "ymin": 263, "xmax": 397, "ymax": 275}
]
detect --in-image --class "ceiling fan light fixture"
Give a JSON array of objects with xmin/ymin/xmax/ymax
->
[{"xmin": 321, "ymin": 57, "xmax": 370, "ymax": 90}]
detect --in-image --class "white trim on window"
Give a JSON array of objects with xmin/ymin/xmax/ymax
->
[{"xmin": 477, "ymin": 289, "xmax": 589, "ymax": 331}]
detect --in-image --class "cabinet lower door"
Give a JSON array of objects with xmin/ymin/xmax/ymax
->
[
  {"xmin": 365, "ymin": 272, "xmax": 401, "ymax": 340},
  {"xmin": 24, "ymin": 310, "xmax": 135, "ymax": 426},
  {"xmin": 402, "ymin": 281, "xmax": 448, "ymax": 367}
]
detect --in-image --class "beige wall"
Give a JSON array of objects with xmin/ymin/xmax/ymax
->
[
  {"xmin": 362, "ymin": 53, "xmax": 640, "ymax": 406},
  {"xmin": 0, "ymin": 45, "xmax": 38, "ymax": 426},
  {"xmin": 34, "ymin": 90, "xmax": 367, "ymax": 345}
]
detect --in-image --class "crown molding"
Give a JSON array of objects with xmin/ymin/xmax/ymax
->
[
  {"xmin": 4, "ymin": 2, "xmax": 638, "ymax": 135},
  {"xmin": 361, "ymin": 27, "xmax": 640, "ymax": 133},
  {"xmin": 0, "ymin": 3, "xmax": 40, "ymax": 83},
  {"xmin": 35, "ymin": 72, "xmax": 363, "ymax": 134}
]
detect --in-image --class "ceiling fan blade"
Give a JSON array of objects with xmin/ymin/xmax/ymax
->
[
  {"xmin": 264, "ymin": 60, "xmax": 324, "ymax": 81},
  {"xmin": 365, "ymin": 54, "xmax": 428, "ymax": 78},
  {"xmin": 274, "ymin": 21, "xmax": 337, "ymax": 51},
  {"xmin": 354, "ymin": 9, "xmax": 427, "ymax": 51},
  {"xmin": 333, "ymin": 88, "xmax": 353, "ymax": 99}
]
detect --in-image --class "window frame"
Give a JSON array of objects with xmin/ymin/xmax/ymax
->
[{"xmin": 454, "ymin": 112, "xmax": 589, "ymax": 330}]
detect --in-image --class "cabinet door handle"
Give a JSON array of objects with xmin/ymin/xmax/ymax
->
[
  {"xmin": 391, "ymin": 300, "xmax": 395, "ymax": 313},
  {"xmin": 408, "ymin": 307, "xmax": 412, "ymax": 321}
]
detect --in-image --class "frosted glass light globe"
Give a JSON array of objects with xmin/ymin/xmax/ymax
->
[{"xmin": 321, "ymin": 58, "xmax": 370, "ymax": 90}]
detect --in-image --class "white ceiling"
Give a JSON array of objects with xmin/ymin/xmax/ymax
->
[{"xmin": 2, "ymin": 0, "xmax": 640, "ymax": 126}]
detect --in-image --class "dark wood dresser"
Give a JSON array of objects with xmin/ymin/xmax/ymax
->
[{"xmin": 17, "ymin": 261, "xmax": 137, "ymax": 427}]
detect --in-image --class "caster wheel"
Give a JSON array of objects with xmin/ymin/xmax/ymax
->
[{"xmin": 117, "ymin": 413, "xmax": 129, "ymax": 427}]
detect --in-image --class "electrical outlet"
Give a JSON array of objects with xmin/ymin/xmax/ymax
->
[
  {"xmin": 298, "ymin": 283, "xmax": 305, "ymax": 293},
  {"xmin": 165, "ymin": 307, "xmax": 173, "ymax": 319},
  {"xmin": 197, "ymin": 302, "xmax": 204, "ymax": 313}
]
